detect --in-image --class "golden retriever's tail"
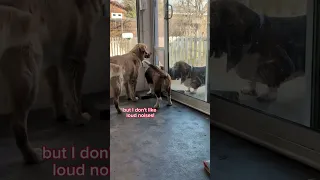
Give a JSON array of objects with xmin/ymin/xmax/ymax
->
[{"xmin": 142, "ymin": 60, "xmax": 168, "ymax": 78}]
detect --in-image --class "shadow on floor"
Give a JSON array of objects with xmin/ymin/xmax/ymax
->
[{"xmin": 0, "ymin": 92, "xmax": 110, "ymax": 180}]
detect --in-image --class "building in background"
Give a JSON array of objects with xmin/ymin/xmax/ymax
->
[{"xmin": 110, "ymin": 0, "xmax": 137, "ymax": 37}]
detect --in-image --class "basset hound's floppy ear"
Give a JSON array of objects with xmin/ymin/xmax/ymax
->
[{"xmin": 179, "ymin": 62, "xmax": 188, "ymax": 81}]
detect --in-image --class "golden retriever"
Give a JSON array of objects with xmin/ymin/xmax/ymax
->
[
  {"xmin": 110, "ymin": 63, "xmax": 125, "ymax": 113},
  {"xmin": 0, "ymin": 0, "xmax": 104, "ymax": 164},
  {"xmin": 142, "ymin": 60, "xmax": 172, "ymax": 108},
  {"xmin": 110, "ymin": 43, "xmax": 151, "ymax": 109}
]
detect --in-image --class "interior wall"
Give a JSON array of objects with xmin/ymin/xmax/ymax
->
[
  {"xmin": 0, "ymin": 18, "xmax": 109, "ymax": 114},
  {"xmin": 136, "ymin": 0, "xmax": 154, "ymax": 92}
]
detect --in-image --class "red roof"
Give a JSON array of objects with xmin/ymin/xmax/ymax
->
[{"xmin": 110, "ymin": 1, "xmax": 126, "ymax": 10}]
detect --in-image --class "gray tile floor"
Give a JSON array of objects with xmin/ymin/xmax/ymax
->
[{"xmin": 110, "ymin": 97, "xmax": 210, "ymax": 180}]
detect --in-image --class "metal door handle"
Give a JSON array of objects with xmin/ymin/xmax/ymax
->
[
  {"xmin": 168, "ymin": 4, "xmax": 173, "ymax": 19},
  {"xmin": 165, "ymin": 4, "xmax": 173, "ymax": 19}
]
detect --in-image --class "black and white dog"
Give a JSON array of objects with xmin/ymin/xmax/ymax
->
[
  {"xmin": 141, "ymin": 60, "xmax": 172, "ymax": 108},
  {"xmin": 170, "ymin": 61, "xmax": 206, "ymax": 94},
  {"xmin": 210, "ymin": 0, "xmax": 306, "ymax": 102}
]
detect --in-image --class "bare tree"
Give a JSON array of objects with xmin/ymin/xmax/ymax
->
[
  {"xmin": 110, "ymin": 0, "xmax": 137, "ymax": 37},
  {"xmin": 122, "ymin": 0, "xmax": 137, "ymax": 18},
  {"xmin": 170, "ymin": 0, "xmax": 208, "ymax": 37}
]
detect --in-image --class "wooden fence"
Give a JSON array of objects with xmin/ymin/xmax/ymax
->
[
  {"xmin": 110, "ymin": 37, "xmax": 138, "ymax": 56},
  {"xmin": 169, "ymin": 36, "xmax": 208, "ymax": 67},
  {"xmin": 110, "ymin": 36, "xmax": 208, "ymax": 67}
]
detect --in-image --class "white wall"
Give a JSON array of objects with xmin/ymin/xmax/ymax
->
[{"xmin": 0, "ymin": 18, "xmax": 109, "ymax": 114}]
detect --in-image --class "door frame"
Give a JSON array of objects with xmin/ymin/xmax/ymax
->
[{"xmin": 162, "ymin": 0, "xmax": 210, "ymax": 113}]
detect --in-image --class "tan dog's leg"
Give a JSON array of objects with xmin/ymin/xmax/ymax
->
[
  {"xmin": 2, "ymin": 46, "xmax": 43, "ymax": 164},
  {"xmin": 132, "ymin": 78, "xmax": 139, "ymax": 100},
  {"xmin": 74, "ymin": 60, "xmax": 86, "ymax": 112},
  {"xmin": 45, "ymin": 66, "xmax": 67, "ymax": 122},
  {"xmin": 60, "ymin": 61, "xmax": 89, "ymax": 125},
  {"xmin": 112, "ymin": 77, "xmax": 122, "ymax": 114},
  {"xmin": 124, "ymin": 81, "xmax": 131, "ymax": 100},
  {"xmin": 123, "ymin": 76, "xmax": 132, "ymax": 101},
  {"xmin": 129, "ymin": 79, "xmax": 138, "ymax": 102},
  {"xmin": 166, "ymin": 86, "xmax": 173, "ymax": 106},
  {"xmin": 59, "ymin": 29, "xmax": 93, "ymax": 125}
]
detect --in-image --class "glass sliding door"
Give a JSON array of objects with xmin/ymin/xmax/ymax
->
[
  {"xmin": 165, "ymin": 0, "xmax": 209, "ymax": 103},
  {"xmin": 209, "ymin": 0, "xmax": 320, "ymax": 170},
  {"xmin": 210, "ymin": 0, "xmax": 310, "ymax": 126}
]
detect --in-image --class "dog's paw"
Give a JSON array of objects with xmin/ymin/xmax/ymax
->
[
  {"xmin": 117, "ymin": 109, "xmax": 123, "ymax": 114},
  {"xmin": 167, "ymin": 102, "xmax": 173, "ymax": 106},
  {"xmin": 82, "ymin": 112, "xmax": 91, "ymax": 120},
  {"xmin": 256, "ymin": 93, "xmax": 277, "ymax": 102},
  {"xmin": 154, "ymin": 104, "xmax": 160, "ymax": 109},
  {"xmin": 75, "ymin": 113, "xmax": 91, "ymax": 126},
  {"xmin": 240, "ymin": 87, "xmax": 257, "ymax": 96},
  {"xmin": 25, "ymin": 148, "xmax": 44, "ymax": 164},
  {"xmin": 190, "ymin": 91, "xmax": 196, "ymax": 94}
]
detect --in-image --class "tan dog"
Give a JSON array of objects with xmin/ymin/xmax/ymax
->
[
  {"xmin": 142, "ymin": 60, "xmax": 172, "ymax": 109},
  {"xmin": 110, "ymin": 43, "xmax": 151, "ymax": 105},
  {"xmin": 110, "ymin": 63, "xmax": 125, "ymax": 114},
  {"xmin": 0, "ymin": 0, "xmax": 104, "ymax": 164}
]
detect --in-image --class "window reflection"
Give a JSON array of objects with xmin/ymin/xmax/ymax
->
[{"xmin": 209, "ymin": 0, "xmax": 308, "ymax": 126}]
